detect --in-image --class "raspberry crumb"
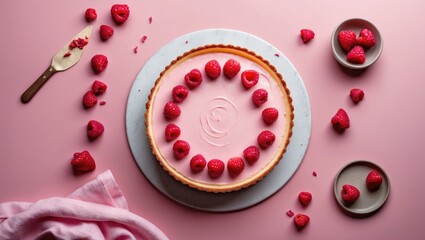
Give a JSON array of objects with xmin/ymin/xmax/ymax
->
[
  {"xmin": 149, "ymin": 16, "xmax": 153, "ymax": 24},
  {"xmin": 69, "ymin": 38, "xmax": 88, "ymax": 50},
  {"xmin": 63, "ymin": 52, "xmax": 71, "ymax": 58},
  {"xmin": 274, "ymin": 53, "xmax": 280, "ymax": 57},
  {"xmin": 312, "ymin": 171, "xmax": 317, "ymax": 177},
  {"xmin": 185, "ymin": 40, "xmax": 188, "ymax": 44},
  {"xmin": 99, "ymin": 101, "xmax": 106, "ymax": 106},
  {"xmin": 133, "ymin": 46, "xmax": 138, "ymax": 54},
  {"xmin": 141, "ymin": 35, "xmax": 147, "ymax": 43},
  {"xmin": 286, "ymin": 210, "xmax": 294, "ymax": 217}
]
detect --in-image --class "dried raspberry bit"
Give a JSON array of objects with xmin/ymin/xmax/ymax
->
[
  {"xmin": 99, "ymin": 101, "xmax": 107, "ymax": 106},
  {"xmin": 274, "ymin": 53, "xmax": 280, "ymax": 57},
  {"xmin": 173, "ymin": 140, "xmax": 190, "ymax": 160},
  {"xmin": 184, "ymin": 69, "xmax": 203, "ymax": 89},
  {"xmin": 63, "ymin": 52, "xmax": 71, "ymax": 58},
  {"xmin": 190, "ymin": 154, "xmax": 207, "ymax": 173},
  {"xmin": 69, "ymin": 38, "xmax": 89, "ymax": 50},
  {"xmin": 141, "ymin": 35, "xmax": 147, "ymax": 43},
  {"xmin": 257, "ymin": 130, "xmax": 275, "ymax": 149},
  {"xmin": 286, "ymin": 210, "xmax": 294, "ymax": 217},
  {"xmin": 252, "ymin": 89, "xmax": 268, "ymax": 107},
  {"xmin": 163, "ymin": 101, "xmax": 181, "ymax": 120},
  {"xmin": 149, "ymin": 16, "xmax": 153, "ymax": 24},
  {"xmin": 243, "ymin": 145, "xmax": 260, "ymax": 164},
  {"xmin": 165, "ymin": 123, "xmax": 181, "ymax": 141},
  {"xmin": 312, "ymin": 171, "xmax": 317, "ymax": 177},
  {"xmin": 85, "ymin": 8, "xmax": 97, "ymax": 22},
  {"xmin": 133, "ymin": 46, "xmax": 138, "ymax": 54},
  {"xmin": 172, "ymin": 85, "xmax": 189, "ymax": 103}
]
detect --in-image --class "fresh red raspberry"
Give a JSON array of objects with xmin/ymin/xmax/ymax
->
[
  {"xmin": 85, "ymin": 8, "xmax": 97, "ymax": 22},
  {"xmin": 83, "ymin": 91, "xmax": 98, "ymax": 108},
  {"xmin": 111, "ymin": 4, "xmax": 130, "ymax": 24},
  {"xmin": 227, "ymin": 157, "xmax": 245, "ymax": 177},
  {"xmin": 223, "ymin": 59, "xmax": 241, "ymax": 79},
  {"xmin": 357, "ymin": 28, "xmax": 376, "ymax": 48},
  {"xmin": 300, "ymin": 29, "xmax": 315, "ymax": 43},
  {"xmin": 252, "ymin": 89, "xmax": 268, "ymax": 107},
  {"xmin": 294, "ymin": 214, "xmax": 310, "ymax": 229},
  {"xmin": 341, "ymin": 184, "xmax": 360, "ymax": 203},
  {"xmin": 190, "ymin": 154, "xmax": 207, "ymax": 173},
  {"xmin": 241, "ymin": 70, "xmax": 259, "ymax": 89},
  {"xmin": 164, "ymin": 123, "xmax": 181, "ymax": 141},
  {"xmin": 366, "ymin": 170, "xmax": 383, "ymax": 191},
  {"xmin": 338, "ymin": 30, "xmax": 357, "ymax": 52},
  {"xmin": 243, "ymin": 145, "xmax": 260, "ymax": 164},
  {"xmin": 91, "ymin": 80, "xmax": 107, "ymax": 95},
  {"xmin": 99, "ymin": 25, "xmax": 114, "ymax": 41},
  {"xmin": 173, "ymin": 140, "xmax": 190, "ymax": 160},
  {"xmin": 262, "ymin": 107, "xmax": 279, "ymax": 124},
  {"xmin": 71, "ymin": 150, "xmax": 96, "ymax": 174},
  {"xmin": 184, "ymin": 69, "xmax": 203, "ymax": 89},
  {"xmin": 331, "ymin": 108, "xmax": 350, "ymax": 133},
  {"xmin": 172, "ymin": 85, "xmax": 189, "ymax": 103},
  {"xmin": 298, "ymin": 191, "xmax": 312, "ymax": 206},
  {"xmin": 350, "ymin": 88, "xmax": 365, "ymax": 103},
  {"xmin": 257, "ymin": 130, "xmax": 275, "ymax": 149},
  {"xmin": 346, "ymin": 45, "xmax": 366, "ymax": 64},
  {"xmin": 163, "ymin": 101, "xmax": 181, "ymax": 120},
  {"xmin": 87, "ymin": 120, "xmax": 104, "ymax": 140},
  {"xmin": 91, "ymin": 54, "xmax": 108, "ymax": 74},
  {"xmin": 207, "ymin": 159, "xmax": 225, "ymax": 178},
  {"xmin": 204, "ymin": 60, "xmax": 221, "ymax": 80}
]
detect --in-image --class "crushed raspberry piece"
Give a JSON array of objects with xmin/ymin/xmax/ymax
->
[
  {"xmin": 149, "ymin": 16, "xmax": 153, "ymax": 24},
  {"xmin": 133, "ymin": 46, "xmax": 138, "ymax": 54},
  {"xmin": 63, "ymin": 52, "xmax": 71, "ymax": 58},
  {"xmin": 274, "ymin": 53, "xmax": 280, "ymax": 57},
  {"xmin": 185, "ymin": 40, "xmax": 188, "ymax": 44},
  {"xmin": 312, "ymin": 171, "xmax": 317, "ymax": 177},
  {"xmin": 99, "ymin": 101, "xmax": 106, "ymax": 106},
  {"xmin": 69, "ymin": 38, "xmax": 88, "ymax": 50},
  {"xmin": 286, "ymin": 210, "xmax": 294, "ymax": 217},
  {"xmin": 141, "ymin": 35, "xmax": 147, "ymax": 43}
]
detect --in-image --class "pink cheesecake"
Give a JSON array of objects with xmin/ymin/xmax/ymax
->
[{"xmin": 145, "ymin": 44, "xmax": 294, "ymax": 192}]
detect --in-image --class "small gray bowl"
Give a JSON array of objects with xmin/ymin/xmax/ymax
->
[{"xmin": 331, "ymin": 18, "xmax": 383, "ymax": 70}]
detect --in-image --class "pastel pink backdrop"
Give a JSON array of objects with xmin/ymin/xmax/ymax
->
[{"xmin": 1, "ymin": 0, "xmax": 424, "ymax": 239}]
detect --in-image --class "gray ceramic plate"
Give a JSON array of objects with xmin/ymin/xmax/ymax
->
[{"xmin": 333, "ymin": 160, "xmax": 390, "ymax": 216}]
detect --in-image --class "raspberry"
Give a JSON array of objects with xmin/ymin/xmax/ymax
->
[
  {"xmin": 257, "ymin": 130, "xmax": 275, "ymax": 149},
  {"xmin": 341, "ymin": 184, "xmax": 360, "ymax": 203},
  {"xmin": 338, "ymin": 30, "xmax": 357, "ymax": 52},
  {"xmin": 164, "ymin": 123, "xmax": 181, "ymax": 141},
  {"xmin": 69, "ymin": 38, "xmax": 88, "ymax": 50},
  {"xmin": 350, "ymin": 88, "xmax": 365, "ymax": 103},
  {"xmin": 83, "ymin": 91, "xmax": 98, "ymax": 108},
  {"xmin": 99, "ymin": 25, "xmax": 114, "ymax": 41},
  {"xmin": 357, "ymin": 28, "xmax": 376, "ymax": 48},
  {"xmin": 99, "ymin": 100, "xmax": 106, "ymax": 106},
  {"xmin": 223, "ymin": 59, "xmax": 241, "ymax": 79},
  {"xmin": 331, "ymin": 108, "xmax": 350, "ymax": 133},
  {"xmin": 262, "ymin": 107, "xmax": 279, "ymax": 124},
  {"xmin": 141, "ymin": 35, "xmax": 147, "ymax": 43},
  {"xmin": 204, "ymin": 60, "xmax": 221, "ymax": 80},
  {"xmin": 252, "ymin": 89, "xmax": 268, "ymax": 107},
  {"xmin": 241, "ymin": 70, "xmax": 259, "ymax": 89},
  {"xmin": 294, "ymin": 214, "xmax": 310, "ymax": 229},
  {"xmin": 190, "ymin": 154, "xmax": 207, "ymax": 173},
  {"xmin": 286, "ymin": 210, "xmax": 295, "ymax": 217},
  {"xmin": 184, "ymin": 69, "xmax": 203, "ymax": 89},
  {"xmin": 87, "ymin": 120, "xmax": 104, "ymax": 140},
  {"xmin": 85, "ymin": 8, "xmax": 97, "ymax": 22},
  {"xmin": 298, "ymin": 192, "xmax": 312, "ymax": 206},
  {"xmin": 346, "ymin": 45, "xmax": 366, "ymax": 64},
  {"xmin": 71, "ymin": 150, "xmax": 96, "ymax": 174},
  {"xmin": 173, "ymin": 140, "xmax": 190, "ymax": 160},
  {"xmin": 243, "ymin": 145, "xmax": 260, "ymax": 164},
  {"xmin": 366, "ymin": 170, "xmax": 383, "ymax": 191},
  {"xmin": 227, "ymin": 157, "xmax": 245, "ymax": 177},
  {"xmin": 111, "ymin": 4, "xmax": 130, "ymax": 24},
  {"xmin": 133, "ymin": 46, "xmax": 138, "ymax": 54},
  {"xmin": 163, "ymin": 101, "xmax": 181, "ymax": 120},
  {"xmin": 91, "ymin": 54, "xmax": 108, "ymax": 74},
  {"xmin": 172, "ymin": 85, "xmax": 189, "ymax": 103},
  {"xmin": 91, "ymin": 80, "xmax": 107, "ymax": 95},
  {"xmin": 207, "ymin": 159, "xmax": 225, "ymax": 178},
  {"xmin": 300, "ymin": 29, "xmax": 315, "ymax": 43}
]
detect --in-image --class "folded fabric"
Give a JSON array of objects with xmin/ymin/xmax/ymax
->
[{"xmin": 0, "ymin": 170, "xmax": 169, "ymax": 240}]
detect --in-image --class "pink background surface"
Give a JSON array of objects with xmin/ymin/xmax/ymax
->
[{"xmin": 1, "ymin": 0, "xmax": 425, "ymax": 239}]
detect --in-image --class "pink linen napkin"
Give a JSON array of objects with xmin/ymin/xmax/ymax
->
[{"xmin": 0, "ymin": 170, "xmax": 169, "ymax": 240}]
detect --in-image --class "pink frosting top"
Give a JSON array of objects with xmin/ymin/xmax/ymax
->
[{"xmin": 151, "ymin": 52, "xmax": 288, "ymax": 185}]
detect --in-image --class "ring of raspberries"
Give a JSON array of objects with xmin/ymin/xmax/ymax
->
[{"xmin": 162, "ymin": 59, "xmax": 280, "ymax": 179}]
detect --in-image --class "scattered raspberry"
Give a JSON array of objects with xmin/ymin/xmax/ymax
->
[
  {"xmin": 91, "ymin": 80, "xmax": 107, "ymax": 95},
  {"xmin": 300, "ymin": 29, "xmax": 315, "ymax": 43},
  {"xmin": 227, "ymin": 157, "xmax": 245, "ymax": 177},
  {"xmin": 172, "ymin": 85, "xmax": 189, "ymax": 103},
  {"xmin": 148, "ymin": 16, "xmax": 153, "ymax": 24},
  {"xmin": 91, "ymin": 54, "xmax": 108, "ymax": 74},
  {"xmin": 243, "ymin": 145, "xmax": 260, "ymax": 164},
  {"xmin": 190, "ymin": 154, "xmax": 207, "ymax": 173},
  {"xmin": 184, "ymin": 69, "xmax": 203, "ymax": 89},
  {"xmin": 111, "ymin": 4, "xmax": 130, "ymax": 24},
  {"xmin": 338, "ymin": 30, "xmax": 357, "ymax": 52},
  {"xmin": 346, "ymin": 45, "xmax": 366, "ymax": 64},
  {"xmin": 341, "ymin": 184, "xmax": 360, "ymax": 203},
  {"xmin": 207, "ymin": 159, "xmax": 225, "ymax": 178},
  {"xmin": 71, "ymin": 150, "xmax": 96, "ymax": 174},
  {"xmin": 312, "ymin": 171, "xmax": 317, "ymax": 177},
  {"xmin": 350, "ymin": 88, "xmax": 365, "ymax": 103},
  {"xmin": 204, "ymin": 60, "xmax": 221, "ymax": 80},
  {"xmin": 257, "ymin": 130, "xmax": 275, "ymax": 148},
  {"xmin": 241, "ymin": 70, "xmax": 259, "ymax": 89},
  {"xmin": 63, "ymin": 52, "xmax": 71, "ymax": 58},
  {"xmin": 163, "ymin": 101, "xmax": 181, "ymax": 120},
  {"xmin": 223, "ymin": 59, "xmax": 241, "ymax": 79},
  {"xmin": 286, "ymin": 210, "xmax": 294, "ymax": 217},
  {"xmin": 298, "ymin": 192, "xmax": 312, "ymax": 206},
  {"xmin": 99, "ymin": 25, "xmax": 114, "ymax": 41},
  {"xmin": 83, "ymin": 91, "xmax": 98, "ymax": 108},
  {"xmin": 331, "ymin": 108, "xmax": 350, "ymax": 133},
  {"xmin": 133, "ymin": 46, "xmax": 138, "ymax": 54},
  {"xmin": 173, "ymin": 140, "xmax": 190, "ymax": 160},
  {"xmin": 357, "ymin": 28, "xmax": 376, "ymax": 48},
  {"xmin": 262, "ymin": 107, "xmax": 279, "ymax": 124},
  {"xmin": 141, "ymin": 35, "xmax": 147, "ymax": 43},
  {"xmin": 164, "ymin": 123, "xmax": 181, "ymax": 141},
  {"xmin": 366, "ymin": 170, "xmax": 383, "ymax": 191},
  {"xmin": 252, "ymin": 89, "xmax": 268, "ymax": 106},
  {"xmin": 294, "ymin": 214, "xmax": 310, "ymax": 229},
  {"xmin": 274, "ymin": 53, "xmax": 280, "ymax": 57},
  {"xmin": 99, "ymin": 101, "xmax": 106, "ymax": 106},
  {"xmin": 69, "ymin": 38, "xmax": 88, "ymax": 50},
  {"xmin": 85, "ymin": 8, "xmax": 97, "ymax": 22},
  {"xmin": 87, "ymin": 120, "xmax": 104, "ymax": 140}
]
